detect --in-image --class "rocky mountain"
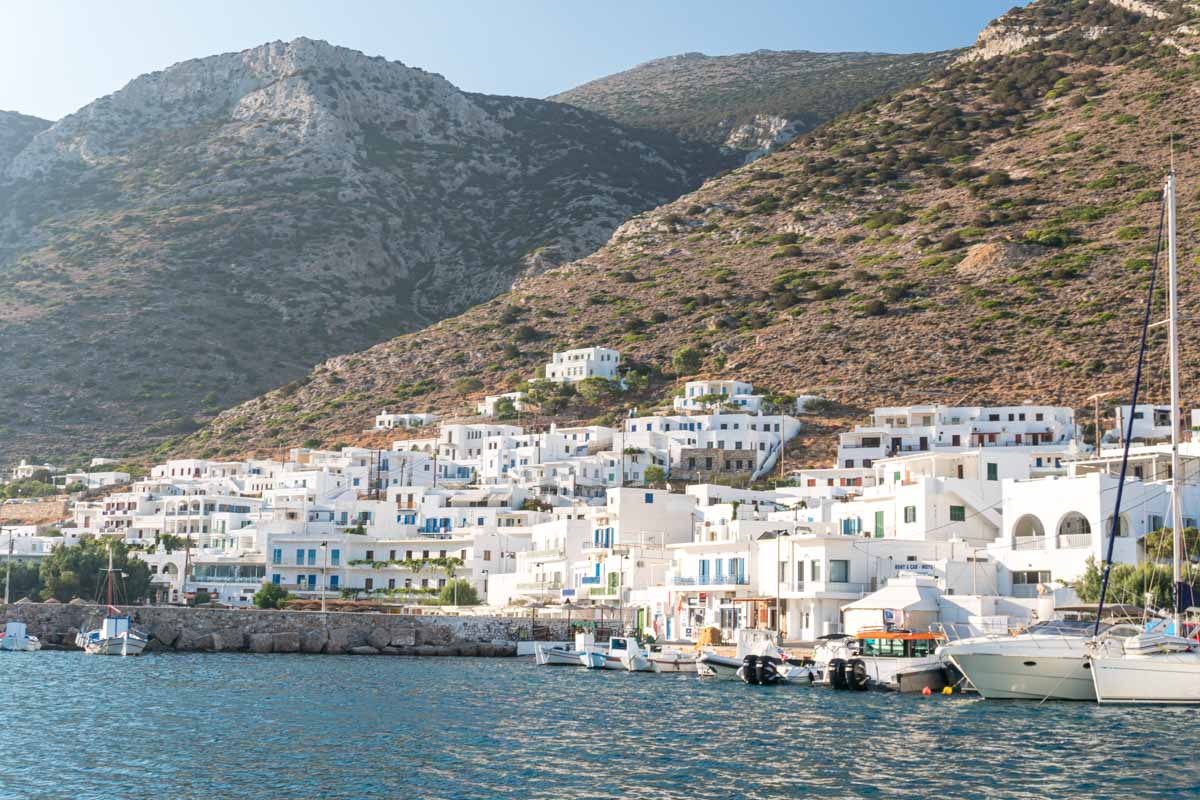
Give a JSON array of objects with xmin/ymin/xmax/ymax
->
[
  {"xmin": 186, "ymin": 0, "xmax": 1200, "ymax": 464},
  {"xmin": 0, "ymin": 111, "xmax": 50, "ymax": 169},
  {"xmin": 550, "ymin": 49, "xmax": 956, "ymax": 158},
  {"xmin": 0, "ymin": 38, "xmax": 730, "ymax": 464}
]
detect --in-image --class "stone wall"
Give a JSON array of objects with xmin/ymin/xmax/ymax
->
[{"xmin": 0, "ymin": 603, "xmax": 588, "ymax": 656}]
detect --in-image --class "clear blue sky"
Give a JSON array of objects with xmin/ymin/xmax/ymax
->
[{"xmin": 3, "ymin": 0, "xmax": 1025, "ymax": 121}]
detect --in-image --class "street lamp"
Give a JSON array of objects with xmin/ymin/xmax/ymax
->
[{"xmin": 2, "ymin": 527, "xmax": 12, "ymax": 606}]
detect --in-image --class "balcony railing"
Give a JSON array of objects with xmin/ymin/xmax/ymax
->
[
  {"xmin": 580, "ymin": 576, "xmax": 602, "ymax": 585},
  {"xmin": 526, "ymin": 548, "xmax": 566, "ymax": 560},
  {"xmin": 1057, "ymin": 533, "xmax": 1092, "ymax": 549},
  {"xmin": 1014, "ymin": 536, "xmax": 1047, "ymax": 551},
  {"xmin": 671, "ymin": 575, "xmax": 750, "ymax": 586},
  {"xmin": 516, "ymin": 582, "xmax": 563, "ymax": 591}
]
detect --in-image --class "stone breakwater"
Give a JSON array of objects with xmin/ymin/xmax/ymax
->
[{"xmin": 0, "ymin": 604, "xmax": 581, "ymax": 656}]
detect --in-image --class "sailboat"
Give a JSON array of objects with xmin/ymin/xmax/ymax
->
[
  {"xmin": 75, "ymin": 543, "xmax": 149, "ymax": 657},
  {"xmin": 1086, "ymin": 170, "xmax": 1200, "ymax": 703}
]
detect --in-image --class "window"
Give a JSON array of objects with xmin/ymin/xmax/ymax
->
[
  {"xmin": 364, "ymin": 578, "xmax": 373, "ymax": 591},
  {"xmin": 987, "ymin": 463, "xmax": 998, "ymax": 481},
  {"xmin": 904, "ymin": 506, "xmax": 917, "ymax": 524},
  {"xmin": 331, "ymin": 549, "xmax": 340, "ymax": 566},
  {"xmin": 272, "ymin": 548, "xmax": 282, "ymax": 565},
  {"xmin": 950, "ymin": 506, "xmax": 966, "ymax": 522},
  {"xmin": 330, "ymin": 575, "xmax": 340, "ymax": 588},
  {"xmin": 271, "ymin": 574, "xmax": 281, "ymax": 585},
  {"xmin": 830, "ymin": 560, "xmax": 849, "ymax": 583},
  {"xmin": 484, "ymin": 550, "xmax": 492, "ymax": 561},
  {"xmin": 810, "ymin": 561, "xmax": 821, "ymax": 582},
  {"xmin": 366, "ymin": 550, "xmax": 375, "ymax": 561}
]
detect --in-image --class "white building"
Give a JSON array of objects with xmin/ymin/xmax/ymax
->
[
  {"xmin": 674, "ymin": 379, "xmax": 763, "ymax": 413},
  {"xmin": 375, "ymin": 411, "xmax": 438, "ymax": 430},
  {"xmin": 544, "ymin": 347, "xmax": 621, "ymax": 383},
  {"xmin": 476, "ymin": 392, "xmax": 528, "ymax": 418},
  {"xmin": 10, "ymin": 460, "xmax": 58, "ymax": 481},
  {"xmin": 838, "ymin": 404, "xmax": 1079, "ymax": 469}
]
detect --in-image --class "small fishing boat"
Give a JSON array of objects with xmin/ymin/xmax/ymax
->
[
  {"xmin": 0, "ymin": 621, "xmax": 41, "ymax": 652},
  {"xmin": 648, "ymin": 647, "xmax": 700, "ymax": 673},
  {"xmin": 535, "ymin": 632, "xmax": 596, "ymax": 666},
  {"xmin": 75, "ymin": 545, "xmax": 149, "ymax": 657},
  {"xmin": 594, "ymin": 637, "xmax": 651, "ymax": 671},
  {"xmin": 698, "ymin": 652, "xmax": 743, "ymax": 680}
]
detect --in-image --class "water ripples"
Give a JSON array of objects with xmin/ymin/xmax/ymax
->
[{"xmin": 0, "ymin": 653, "xmax": 1195, "ymax": 799}]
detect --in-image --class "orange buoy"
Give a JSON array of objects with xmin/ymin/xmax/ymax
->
[{"xmin": 922, "ymin": 686, "xmax": 932, "ymax": 696}]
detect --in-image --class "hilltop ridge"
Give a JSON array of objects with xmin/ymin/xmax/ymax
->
[{"xmin": 182, "ymin": 0, "xmax": 1200, "ymax": 463}]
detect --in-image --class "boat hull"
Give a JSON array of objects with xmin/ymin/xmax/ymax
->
[
  {"xmin": 83, "ymin": 636, "xmax": 148, "ymax": 657},
  {"xmin": 1091, "ymin": 653, "xmax": 1200, "ymax": 704},
  {"xmin": 948, "ymin": 653, "xmax": 1094, "ymax": 701},
  {"xmin": 579, "ymin": 650, "xmax": 606, "ymax": 669},
  {"xmin": 698, "ymin": 653, "xmax": 743, "ymax": 681},
  {"xmin": 0, "ymin": 638, "xmax": 41, "ymax": 652},
  {"xmin": 650, "ymin": 655, "xmax": 699, "ymax": 673},
  {"xmin": 534, "ymin": 645, "xmax": 581, "ymax": 666}
]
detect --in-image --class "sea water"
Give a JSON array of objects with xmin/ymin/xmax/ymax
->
[{"xmin": 0, "ymin": 652, "xmax": 1196, "ymax": 799}]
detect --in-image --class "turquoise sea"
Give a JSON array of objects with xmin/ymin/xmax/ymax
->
[{"xmin": 1, "ymin": 653, "xmax": 1196, "ymax": 799}]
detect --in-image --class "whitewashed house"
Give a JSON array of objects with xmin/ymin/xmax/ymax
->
[
  {"xmin": 674, "ymin": 379, "xmax": 763, "ymax": 413},
  {"xmin": 375, "ymin": 411, "xmax": 438, "ymax": 429},
  {"xmin": 476, "ymin": 392, "xmax": 528, "ymax": 418},
  {"xmin": 544, "ymin": 347, "xmax": 621, "ymax": 383},
  {"xmin": 837, "ymin": 404, "xmax": 1079, "ymax": 469}
]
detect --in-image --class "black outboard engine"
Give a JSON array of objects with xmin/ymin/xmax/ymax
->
[
  {"xmin": 829, "ymin": 657, "xmax": 848, "ymax": 690},
  {"xmin": 847, "ymin": 658, "xmax": 870, "ymax": 691},
  {"xmin": 739, "ymin": 654, "xmax": 782, "ymax": 685}
]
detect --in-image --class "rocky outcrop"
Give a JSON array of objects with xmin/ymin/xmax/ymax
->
[
  {"xmin": 0, "ymin": 38, "xmax": 723, "ymax": 464},
  {"xmin": 0, "ymin": 110, "xmax": 50, "ymax": 172}
]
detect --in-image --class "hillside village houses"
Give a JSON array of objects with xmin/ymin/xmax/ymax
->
[
  {"xmin": 374, "ymin": 411, "xmax": 438, "ymax": 430},
  {"xmin": 11, "ymin": 345, "xmax": 1193, "ymax": 643},
  {"xmin": 544, "ymin": 346, "xmax": 621, "ymax": 383}
]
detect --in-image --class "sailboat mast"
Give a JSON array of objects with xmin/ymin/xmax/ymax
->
[
  {"xmin": 1167, "ymin": 170, "xmax": 1184, "ymax": 629},
  {"xmin": 107, "ymin": 542, "xmax": 114, "ymax": 609}
]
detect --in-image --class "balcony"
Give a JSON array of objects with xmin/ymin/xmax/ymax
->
[
  {"xmin": 1014, "ymin": 536, "xmax": 1047, "ymax": 551},
  {"xmin": 1057, "ymin": 533, "xmax": 1092, "ymax": 549},
  {"xmin": 670, "ymin": 575, "xmax": 750, "ymax": 586},
  {"xmin": 526, "ymin": 548, "xmax": 566, "ymax": 560},
  {"xmin": 516, "ymin": 581, "xmax": 564, "ymax": 591},
  {"xmin": 580, "ymin": 576, "xmax": 602, "ymax": 585}
]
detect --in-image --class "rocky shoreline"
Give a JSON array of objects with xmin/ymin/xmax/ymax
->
[{"xmin": 0, "ymin": 603, "xmax": 575, "ymax": 656}]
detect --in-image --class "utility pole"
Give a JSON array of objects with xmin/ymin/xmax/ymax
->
[
  {"xmin": 320, "ymin": 541, "xmax": 327, "ymax": 614},
  {"xmin": 1086, "ymin": 391, "xmax": 1117, "ymax": 453}
]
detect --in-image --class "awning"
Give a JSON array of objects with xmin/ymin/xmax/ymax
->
[{"xmin": 841, "ymin": 582, "xmax": 940, "ymax": 613}]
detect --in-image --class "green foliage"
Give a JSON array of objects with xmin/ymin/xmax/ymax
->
[
  {"xmin": 576, "ymin": 376, "xmax": 622, "ymax": 403},
  {"xmin": 190, "ymin": 590, "xmax": 212, "ymax": 606},
  {"xmin": 524, "ymin": 380, "xmax": 575, "ymax": 414},
  {"xmin": 0, "ymin": 478, "xmax": 56, "ymax": 500},
  {"xmin": 453, "ymin": 376, "xmax": 483, "ymax": 397},
  {"xmin": 437, "ymin": 578, "xmax": 480, "ymax": 606},
  {"xmin": 493, "ymin": 396, "xmax": 518, "ymax": 419},
  {"xmin": 253, "ymin": 581, "xmax": 291, "ymax": 609},
  {"xmin": 671, "ymin": 346, "xmax": 704, "ymax": 376},
  {"xmin": 0, "ymin": 560, "xmax": 43, "ymax": 602},
  {"xmin": 1073, "ymin": 555, "xmax": 1200, "ymax": 612},
  {"xmin": 643, "ymin": 465, "xmax": 668, "ymax": 485},
  {"xmin": 39, "ymin": 538, "xmax": 152, "ymax": 604}
]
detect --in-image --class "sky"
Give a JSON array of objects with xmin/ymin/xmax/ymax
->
[{"xmin": 2, "ymin": 0, "xmax": 1026, "ymax": 121}]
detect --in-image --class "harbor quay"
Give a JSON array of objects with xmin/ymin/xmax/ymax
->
[{"xmin": 0, "ymin": 603, "xmax": 598, "ymax": 656}]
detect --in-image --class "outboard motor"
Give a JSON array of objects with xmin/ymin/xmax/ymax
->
[
  {"xmin": 848, "ymin": 658, "xmax": 870, "ymax": 691},
  {"xmin": 829, "ymin": 657, "xmax": 848, "ymax": 690},
  {"xmin": 739, "ymin": 654, "xmax": 782, "ymax": 685}
]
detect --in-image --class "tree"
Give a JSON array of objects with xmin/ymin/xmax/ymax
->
[
  {"xmin": 643, "ymin": 466, "xmax": 668, "ymax": 486},
  {"xmin": 671, "ymin": 346, "xmax": 704, "ymax": 376},
  {"xmin": 253, "ymin": 582, "xmax": 291, "ymax": 609},
  {"xmin": 576, "ymin": 376, "xmax": 620, "ymax": 403},
  {"xmin": 493, "ymin": 396, "xmax": 518, "ymax": 419},
  {"xmin": 0, "ymin": 561, "xmax": 42, "ymax": 602},
  {"xmin": 64, "ymin": 481, "xmax": 87, "ymax": 494},
  {"xmin": 39, "ymin": 538, "xmax": 152, "ymax": 604},
  {"xmin": 190, "ymin": 590, "xmax": 212, "ymax": 606},
  {"xmin": 438, "ymin": 578, "xmax": 480, "ymax": 606},
  {"xmin": 1073, "ymin": 554, "xmax": 1200, "ymax": 611}
]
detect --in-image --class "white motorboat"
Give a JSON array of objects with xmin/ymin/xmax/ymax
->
[
  {"xmin": 594, "ymin": 637, "xmax": 652, "ymax": 671},
  {"xmin": 941, "ymin": 616, "xmax": 1142, "ymax": 701},
  {"xmin": 816, "ymin": 629, "xmax": 947, "ymax": 692},
  {"xmin": 0, "ymin": 621, "xmax": 41, "ymax": 652},
  {"xmin": 698, "ymin": 652, "xmax": 743, "ymax": 680},
  {"xmin": 579, "ymin": 648, "xmax": 607, "ymax": 669},
  {"xmin": 1085, "ymin": 171, "xmax": 1200, "ymax": 704},
  {"xmin": 75, "ymin": 545, "xmax": 149, "ymax": 657}
]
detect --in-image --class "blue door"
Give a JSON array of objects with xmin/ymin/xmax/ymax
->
[{"xmin": 307, "ymin": 575, "xmax": 317, "ymax": 590}]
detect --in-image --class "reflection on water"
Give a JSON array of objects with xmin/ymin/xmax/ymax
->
[{"xmin": 1, "ymin": 653, "xmax": 1196, "ymax": 799}]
